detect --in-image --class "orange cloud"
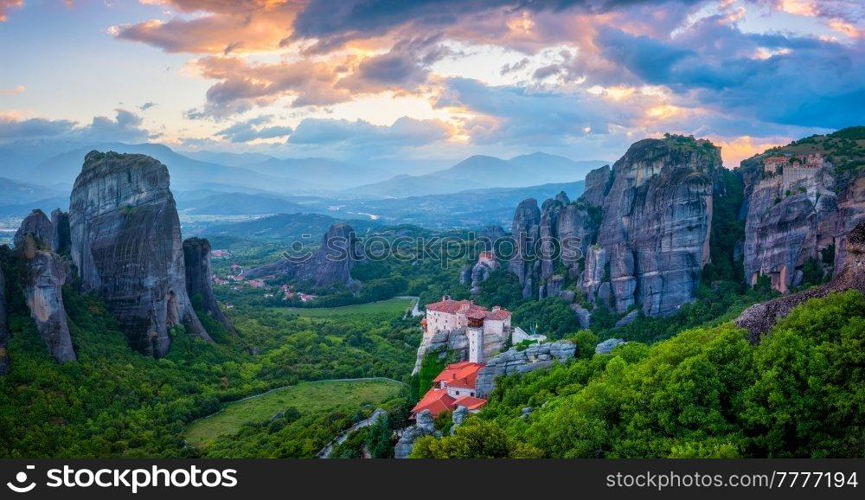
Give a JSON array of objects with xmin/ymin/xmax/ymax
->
[
  {"xmin": 0, "ymin": 85, "xmax": 25, "ymax": 95},
  {"xmin": 0, "ymin": 0, "xmax": 23, "ymax": 22},
  {"xmin": 711, "ymin": 135, "xmax": 789, "ymax": 167},
  {"xmin": 114, "ymin": 1, "xmax": 305, "ymax": 54}
]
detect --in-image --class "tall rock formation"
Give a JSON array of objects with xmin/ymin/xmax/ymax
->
[
  {"xmin": 51, "ymin": 209, "xmax": 71, "ymax": 256},
  {"xmin": 14, "ymin": 210, "xmax": 77, "ymax": 363},
  {"xmin": 69, "ymin": 151, "xmax": 211, "ymax": 357},
  {"xmin": 183, "ymin": 237, "xmax": 236, "ymax": 335},
  {"xmin": 509, "ymin": 198, "xmax": 541, "ymax": 298},
  {"xmin": 742, "ymin": 130, "xmax": 865, "ymax": 292},
  {"xmin": 591, "ymin": 137, "xmax": 717, "ymax": 315},
  {"xmin": 0, "ymin": 264, "xmax": 10, "ymax": 374},
  {"xmin": 246, "ymin": 223, "xmax": 362, "ymax": 289},
  {"xmin": 510, "ymin": 135, "xmax": 719, "ymax": 317}
]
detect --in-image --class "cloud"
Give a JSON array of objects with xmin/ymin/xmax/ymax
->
[
  {"xmin": 0, "ymin": 85, "xmax": 25, "ymax": 95},
  {"xmin": 291, "ymin": 0, "xmax": 704, "ymax": 43},
  {"xmin": 217, "ymin": 116, "xmax": 293, "ymax": 142},
  {"xmin": 0, "ymin": 109, "xmax": 150, "ymax": 143},
  {"xmin": 113, "ymin": 1, "xmax": 304, "ymax": 54},
  {"xmin": 0, "ymin": 0, "xmax": 22, "ymax": 22},
  {"xmin": 288, "ymin": 116, "xmax": 451, "ymax": 149},
  {"xmin": 591, "ymin": 18, "xmax": 865, "ymax": 129},
  {"xmin": 140, "ymin": 101, "xmax": 157, "ymax": 111},
  {"xmin": 0, "ymin": 114, "xmax": 76, "ymax": 140}
]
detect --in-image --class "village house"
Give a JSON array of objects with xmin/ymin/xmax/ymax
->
[{"xmin": 411, "ymin": 361, "xmax": 487, "ymax": 418}]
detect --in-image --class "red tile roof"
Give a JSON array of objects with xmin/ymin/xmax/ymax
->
[
  {"xmin": 424, "ymin": 299, "xmax": 510, "ymax": 321},
  {"xmin": 411, "ymin": 389, "xmax": 455, "ymax": 417},
  {"xmin": 433, "ymin": 361, "xmax": 484, "ymax": 389},
  {"xmin": 453, "ymin": 396, "xmax": 487, "ymax": 411}
]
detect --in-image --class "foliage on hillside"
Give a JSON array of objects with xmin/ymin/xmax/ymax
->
[
  {"xmin": 0, "ymin": 252, "xmax": 420, "ymax": 457},
  {"xmin": 412, "ymin": 291, "xmax": 865, "ymax": 458}
]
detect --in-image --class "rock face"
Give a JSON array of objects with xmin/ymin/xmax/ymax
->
[
  {"xmin": 394, "ymin": 409, "xmax": 439, "ymax": 459},
  {"xmin": 0, "ymin": 264, "xmax": 9, "ymax": 374},
  {"xmin": 245, "ymin": 223, "xmax": 362, "ymax": 289},
  {"xmin": 475, "ymin": 340, "xmax": 576, "ymax": 397},
  {"xmin": 69, "ymin": 151, "xmax": 211, "ymax": 357},
  {"xmin": 412, "ymin": 328, "xmax": 469, "ymax": 374},
  {"xmin": 736, "ymin": 220, "xmax": 865, "ymax": 342},
  {"xmin": 742, "ymin": 151, "xmax": 865, "ymax": 293},
  {"xmin": 508, "ymin": 198, "xmax": 542, "ymax": 298},
  {"xmin": 15, "ymin": 210, "xmax": 76, "ymax": 363},
  {"xmin": 183, "ymin": 238, "xmax": 236, "ymax": 335},
  {"xmin": 509, "ymin": 136, "xmax": 719, "ymax": 317},
  {"xmin": 589, "ymin": 138, "xmax": 717, "ymax": 315}
]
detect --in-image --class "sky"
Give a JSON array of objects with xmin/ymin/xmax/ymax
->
[{"xmin": 0, "ymin": 0, "xmax": 863, "ymax": 167}]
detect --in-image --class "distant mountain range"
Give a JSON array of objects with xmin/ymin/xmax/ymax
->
[{"xmin": 351, "ymin": 153, "xmax": 606, "ymax": 198}]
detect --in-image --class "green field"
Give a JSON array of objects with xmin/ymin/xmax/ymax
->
[
  {"xmin": 185, "ymin": 379, "xmax": 404, "ymax": 448},
  {"xmin": 273, "ymin": 297, "xmax": 415, "ymax": 317}
]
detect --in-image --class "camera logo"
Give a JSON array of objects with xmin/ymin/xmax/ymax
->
[{"xmin": 7, "ymin": 465, "xmax": 37, "ymax": 493}]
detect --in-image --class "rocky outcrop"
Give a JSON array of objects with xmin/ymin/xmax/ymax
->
[
  {"xmin": 588, "ymin": 138, "xmax": 717, "ymax": 315},
  {"xmin": 475, "ymin": 340, "xmax": 576, "ymax": 397},
  {"xmin": 0, "ymin": 264, "xmax": 9, "ymax": 374},
  {"xmin": 395, "ymin": 409, "xmax": 439, "ymax": 459},
  {"xmin": 736, "ymin": 220, "xmax": 865, "ymax": 342},
  {"xmin": 412, "ymin": 328, "xmax": 469, "ymax": 374},
  {"xmin": 741, "ymin": 154, "xmax": 839, "ymax": 292},
  {"xmin": 183, "ymin": 238, "xmax": 236, "ymax": 335},
  {"xmin": 509, "ymin": 136, "xmax": 719, "ymax": 317},
  {"xmin": 509, "ymin": 199, "xmax": 541, "ymax": 298},
  {"xmin": 595, "ymin": 338, "xmax": 626, "ymax": 354},
  {"xmin": 451, "ymin": 405, "xmax": 469, "ymax": 434},
  {"xmin": 245, "ymin": 223, "xmax": 362, "ymax": 289},
  {"xmin": 466, "ymin": 252, "xmax": 499, "ymax": 294},
  {"xmin": 15, "ymin": 209, "xmax": 55, "ymax": 252},
  {"xmin": 69, "ymin": 151, "xmax": 211, "ymax": 357},
  {"xmin": 15, "ymin": 210, "xmax": 76, "ymax": 363}
]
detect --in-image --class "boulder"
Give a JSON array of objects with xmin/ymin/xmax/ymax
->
[
  {"xmin": 595, "ymin": 338, "xmax": 626, "ymax": 354},
  {"xmin": 183, "ymin": 237, "xmax": 236, "ymax": 335},
  {"xmin": 570, "ymin": 303, "xmax": 591, "ymax": 329},
  {"xmin": 451, "ymin": 406, "xmax": 469, "ymax": 434},
  {"xmin": 394, "ymin": 409, "xmax": 440, "ymax": 459},
  {"xmin": 69, "ymin": 151, "xmax": 211, "ymax": 357}
]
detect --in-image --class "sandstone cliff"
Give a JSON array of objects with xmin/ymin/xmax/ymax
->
[
  {"xmin": 510, "ymin": 135, "xmax": 719, "ymax": 317},
  {"xmin": 15, "ymin": 210, "xmax": 77, "ymax": 363},
  {"xmin": 742, "ymin": 133, "xmax": 865, "ymax": 292},
  {"xmin": 183, "ymin": 237, "xmax": 236, "ymax": 335},
  {"xmin": 736, "ymin": 220, "xmax": 865, "ymax": 342},
  {"xmin": 69, "ymin": 151, "xmax": 211, "ymax": 357},
  {"xmin": 246, "ymin": 223, "xmax": 362, "ymax": 289}
]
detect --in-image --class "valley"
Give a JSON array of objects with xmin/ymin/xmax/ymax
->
[{"xmin": 1, "ymin": 127, "xmax": 864, "ymax": 460}]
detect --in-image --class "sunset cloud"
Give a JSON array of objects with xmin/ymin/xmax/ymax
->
[{"xmin": 0, "ymin": 0, "xmax": 22, "ymax": 22}]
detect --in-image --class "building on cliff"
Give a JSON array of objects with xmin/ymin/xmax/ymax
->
[
  {"xmin": 422, "ymin": 297, "xmax": 511, "ymax": 364},
  {"xmin": 411, "ymin": 361, "xmax": 487, "ymax": 418}
]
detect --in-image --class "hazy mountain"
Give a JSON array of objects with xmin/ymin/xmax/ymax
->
[
  {"xmin": 337, "ymin": 180, "xmax": 586, "ymax": 229},
  {"xmin": 241, "ymin": 157, "xmax": 392, "ymax": 190},
  {"xmin": 175, "ymin": 191, "xmax": 309, "ymax": 216},
  {"xmin": 182, "ymin": 150, "xmax": 275, "ymax": 167},
  {"xmin": 0, "ymin": 177, "xmax": 65, "ymax": 205},
  {"xmin": 199, "ymin": 212, "xmax": 379, "ymax": 242},
  {"xmin": 352, "ymin": 153, "xmax": 606, "ymax": 198},
  {"xmin": 0, "ymin": 196, "xmax": 69, "ymax": 218}
]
